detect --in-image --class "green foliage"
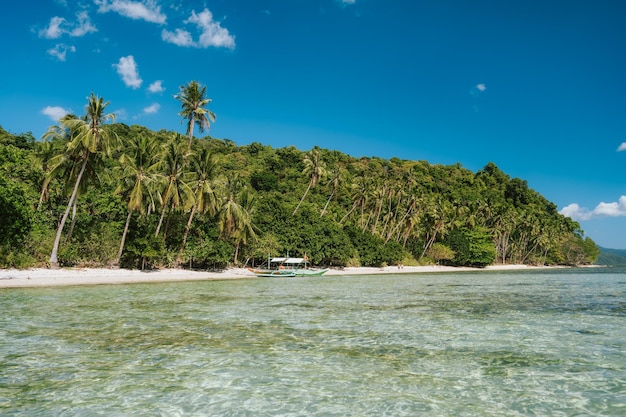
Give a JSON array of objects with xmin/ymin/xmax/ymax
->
[
  {"xmin": 595, "ymin": 247, "xmax": 626, "ymax": 266},
  {"xmin": 345, "ymin": 226, "xmax": 403, "ymax": 267},
  {"xmin": 183, "ymin": 237, "xmax": 233, "ymax": 270},
  {"xmin": 446, "ymin": 227, "xmax": 496, "ymax": 267},
  {"xmin": 250, "ymin": 170, "xmax": 279, "ymax": 192},
  {"xmin": 0, "ymin": 176, "xmax": 34, "ymax": 247},
  {"xmin": 0, "ymin": 126, "xmax": 35, "ymax": 150},
  {"xmin": 0, "ymin": 119, "xmax": 598, "ymax": 270},
  {"xmin": 427, "ymin": 242, "xmax": 455, "ymax": 265}
]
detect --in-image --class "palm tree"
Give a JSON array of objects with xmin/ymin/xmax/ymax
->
[
  {"xmin": 177, "ymin": 147, "xmax": 219, "ymax": 265},
  {"xmin": 174, "ymin": 81, "xmax": 216, "ymax": 150},
  {"xmin": 47, "ymin": 94, "xmax": 116, "ymax": 268},
  {"xmin": 113, "ymin": 135, "xmax": 162, "ymax": 267},
  {"xmin": 154, "ymin": 134, "xmax": 193, "ymax": 238},
  {"xmin": 420, "ymin": 198, "xmax": 454, "ymax": 260},
  {"xmin": 230, "ymin": 187, "xmax": 258, "ymax": 265},
  {"xmin": 320, "ymin": 165, "xmax": 344, "ymax": 217},
  {"xmin": 34, "ymin": 137, "xmax": 65, "ymax": 210},
  {"xmin": 339, "ymin": 175, "xmax": 370, "ymax": 224},
  {"xmin": 217, "ymin": 175, "xmax": 258, "ymax": 265},
  {"xmin": 292, "ymin": 149, "xmax": 326, "ymax": 215}
]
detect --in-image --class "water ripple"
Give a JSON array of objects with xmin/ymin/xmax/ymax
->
[{"xmin": 1, "ymin": 269, "xmax": 625, "ymax": 416}]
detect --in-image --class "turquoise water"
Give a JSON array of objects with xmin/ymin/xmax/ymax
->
[{"xmin": 1, "ymin": 268, "xmax": 625, "ymax": 416}]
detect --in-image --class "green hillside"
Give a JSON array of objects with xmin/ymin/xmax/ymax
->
[
  {"xmin": 596, "ymin": 247, "xmax": 626, "ymax": 266},
  {"xmin": 0, "ymin": 115, "xmax": 599, "ymax": 270}
]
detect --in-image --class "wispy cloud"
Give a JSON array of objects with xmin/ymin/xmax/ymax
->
[
  {"xmin": 143, "ymin": 103, "xmax": 160, "ymax": 114},
  {"xmin": 470, "ymin": 83, "xmax": 487, "ymax": 96},
  {"xmin": 42, "ymin": 105, "xmax": 71, "ymax": 122},
  {"xmin": 162, "ymin": 8, "xmax": 235, "ymax": 49},
  {"xmin": 114, "ymin": 55, "xmax": 142, "ymax": 89},
  {"xmin": 40, "ymin": 16, "xmax": 65, "ymax": 39},
  {"xmin": 342, "ymin": 0, "xmax": 357, "ymax": 4},
  {"xmin": 161, "ymin": 28, "xmax": 194, "ymax": 46},
  {"xmin": 39, "ymin": 11, "xmax": 97, "ymax": 39},
  {"xmin": 96, "ymin": 0, "xmax": 166, "ymax": 24},
  {"xmin": 617, "ymin": 142, "xmax": 626, "ymax": 152},
  {"xmin": 148, "ymin": 80, "xmax": 164, "ymax": 93},
  {"xmin": 113, "ymin": 108, "xmax": 128, "ymax": 121},
  {"xmin": 71, "ymin": 11, "xmax": 98, "ymax": 36},
  {"xmin": 560, "ymin": 196, "xmax": 626, "ymax": 221},
  {"xmin": 47, "ymin": 43, "xmax": 76, "ymax": 61}
]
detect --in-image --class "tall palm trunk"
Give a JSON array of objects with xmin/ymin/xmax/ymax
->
[
  {"xmin": 234, "ymin": 242, "xmax": 240, "ymax": 266},
  {"xmin": 420, "ymin": 221, "xmax": 444, "ymax": 260},
  {"xmin": 65, "ymin": 199, "xmax": 78, "ymax": 243},
  {"xmin": 114, "ymin": 210, "xmax": 133, "ymax": 267},
  {"xmin": 320, "ymin": 188, "xmax": 336, "ymax": 217},
  {"xmin": 37, "ymin": 181, "xmax": 48, "ymax": 211},
  {"xmin": 292, "ymin": 180, "xmax": 312, "ymax": 215},
  {"xmin": 155, "ymin": 195, "xmax": 170, "ymax": 237},
  {"xmin": 49, "ymin": 154, "xmax": 89, "ymax": 268},
  {"xmin": 187, "ymin": 116, "xmax": 195, "ymax": 150},
  {"xmin": 177, "ymin": 203, "xmax": 197, "ymax": 265},
  {"xmin": 340, "ymin": 198, "xmax": 361, "ymax": 224}
]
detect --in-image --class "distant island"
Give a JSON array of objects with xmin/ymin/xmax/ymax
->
[
  {"xmin": 0, "ymin": 88, "xmax": 600, "ymax": 270},
  {"xmin": 596, "ymin": 247, "xmax": 626, "ymax": 266}
]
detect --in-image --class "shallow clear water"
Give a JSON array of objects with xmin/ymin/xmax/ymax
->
[{"xmin": 1, "ymin": 268, "xmax": 625, "ymax": 416}]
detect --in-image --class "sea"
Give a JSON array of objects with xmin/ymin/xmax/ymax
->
[{"xmin": 1, "ymin": 267, "xmax": 624, "ymax": 416}]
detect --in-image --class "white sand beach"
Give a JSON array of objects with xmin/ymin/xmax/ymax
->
[{"xmin": 0, "ymin": 264, "xmax": 537, "ymax": 289}]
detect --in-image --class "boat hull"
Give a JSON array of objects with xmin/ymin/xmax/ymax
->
[
  {"xmin": 248, "ymin": 268, "xmax": 327, "ymax": 277},
  {"xmin": 293, "ymin": 269, "xmax": 328, "ymax": 277}
]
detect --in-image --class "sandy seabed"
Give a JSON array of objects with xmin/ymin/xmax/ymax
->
[{"xmin": 0, "ymin": 264, "xmax": 539, "ymax": 289}]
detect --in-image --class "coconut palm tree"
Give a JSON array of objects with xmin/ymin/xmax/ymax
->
[
  {"xmin": 230, "ymin": 187, "xmax": 257, "ymax": 265},
  {"xmin": 339, "ymin": 175, "xmax": 370, "ymax": 225},
  {"xmin": 34, "ymin": 137, "xmax": 64, "ymax": 210},
  {"xmin": 47, "ymin": 94, "xmax": 117, "ymax": 268},
  {"xmin": 217, "ymin": 175, "xmax": 258, "ymax": 265},
  {"xmin": 177, "ymin": 147, "xmax": 219, "ymax": 265},
  {"xmin": 174, "ymin": 81, "xmax": 216, "ymax": 150},
  {"xmin": 154, "ymin": 134, "xmax": 193, "ymax": 238},
  {"xmin": 113, "ymin": 135, "xmax": 162, "ymax": 267},
  {"xmin": 292, "ymin": 149, "xmax": 326, "ymax": 215},
  {"xmin": 320, "ymin": 165, "xmax": 344, "ymax": 217}
]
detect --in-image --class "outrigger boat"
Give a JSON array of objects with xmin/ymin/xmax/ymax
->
[{"xmin": 248, "ymin": 256, "xmax": 328, "ymax": 277}]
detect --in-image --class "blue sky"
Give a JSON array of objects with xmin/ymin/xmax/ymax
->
[{"xmin": 1, "ymin": 0, "xmax": 625, "ymax": 249}]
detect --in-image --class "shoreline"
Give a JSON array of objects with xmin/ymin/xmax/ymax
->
[{"xmin": 0, "ymin": 264, "xmax": 558, "ymax": 289}]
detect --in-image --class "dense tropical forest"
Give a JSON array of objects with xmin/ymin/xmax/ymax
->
[{"xmin": 0, "ymin": 82, "xmax": 599, "ymax": 270}]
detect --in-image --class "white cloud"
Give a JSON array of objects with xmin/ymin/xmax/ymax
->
[
  {"xmin": 161, "ymin": 28, "xmax": 194, "ymax": 46},
  {"xmin": 39, "ymin": 12, "xmax": 97, "ymax": 39},
  {"xmin": 70, "ymin": 11, "xmax": 97, "ymax": 36},
  {"xmin": 594, "ymin": 197, "xmax": 626, "ymax": 217},
  {"xmin": 40, "ymin": 16, "xmax": 66, "ymax": 39},
  {"xmin": 617, "ymin": 142, "xmax": 626, "ymax": 152},
  {"xmin": 162, "ymin": 8, "xmax": 235, "ymax": 49},
  {"xmin": 559, "ymin": 203, "xmax": 592, "ymax": 221},
  {"xmin": 42, "ymin": 106, "xmax": 71, "ymax": 122},
  {"xmin": 114, "ymin": 55, "xmax": 142, "ymax": 89},
  {"xmin": 148, "ymin": 80, "xmax": 164, "ymax": 93},
  {"xmin": 47, "ymin": 43, "xmax": 76, "ymax": 61},
  {"xmin": 560, "ymin": 196, "xmax": 626, "ymax": 221},
  {"xmin": 342, "ymin": 0, "xmax": 357, "ymax": 4},
  {"xmin": 143, "ymin": 103, "xmax": 160, "ymax": 114},
  {"xmin": 96, "ymin": 0, "xmax": 167, "ymax": 24},
  {"xmin": 470, "ymin": 83, "xmax": 487, "ymax": 96}
]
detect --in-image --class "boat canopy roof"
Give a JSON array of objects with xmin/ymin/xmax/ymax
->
[{"xmin": 270, "ymin": 257, "xmax": 306, "ymax": 264}]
